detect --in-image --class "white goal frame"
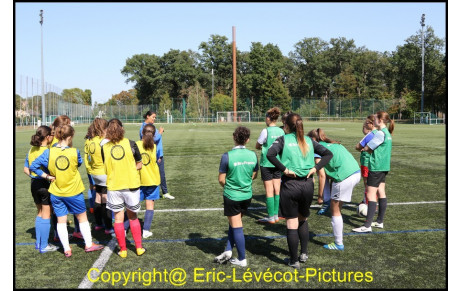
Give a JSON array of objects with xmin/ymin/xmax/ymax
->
[{"xmin": 216, "ymin": 111, "xmax": 251, "ymax": 123}]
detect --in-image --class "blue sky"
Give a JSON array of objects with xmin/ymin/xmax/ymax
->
[{"xmin": 14, "ymin": 2, "xmax": 446, "ymax": 104}]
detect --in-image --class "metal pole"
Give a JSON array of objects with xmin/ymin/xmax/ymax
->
[
  {"xmin": 212, "ymin": 68, "xmax": 214, "ymax": 100},
  {"xmin": 232, "ymin": 26, "xmax": 237, "ymax": 122},
  {"xmin": 40, "ymin": 10, "xmax": 46, "ymax": 124},
  {"xmin": 421, "ymin": 14, "xmax": 425, "ymax": 113}
]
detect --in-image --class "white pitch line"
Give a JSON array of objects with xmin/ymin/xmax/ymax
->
[{"xmin": 78, "ymin": 238, "xmax": 117, "ymax": 289}]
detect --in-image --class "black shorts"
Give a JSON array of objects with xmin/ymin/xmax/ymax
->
[
  {"xmin": 95, "ymin": 185, "xmax": 107, "ymax": 194},
  {"xmin": 31, "ymin": 178, "xmax": 51, "ymax": 205},
  {"xmin": 279, "ymin": 177, "xmax": 314, "ymax": 219},
  {"xmin": 367, "ymin": 171, "xmax": 388, "ymax": 187},
  {"xmin": 260, "ymin": 166, "xmax": 282, "ymax": 181},
  {"xmin": 223, "ymin": 196, "xmax": 252, "ymax": 217}
]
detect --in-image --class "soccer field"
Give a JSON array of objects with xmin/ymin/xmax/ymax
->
[{"xmin": 14, "ymin": 121, "xmax": 446, "ymax": 289}]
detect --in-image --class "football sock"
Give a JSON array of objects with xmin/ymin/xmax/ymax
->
[
  {"xmin": 225, "ymin": 224, "xmax": 235, "ymax": 252},
  {"xmin": 51, "ymin": 213, "xmax": 58, "ymax": 238},
  {"xmin": 129, "ymin": 219, "xmax": 143, "ymax": 249},
  {"xmin": 74, "ymin": 215, "xmax": 81, "ymax": 233},
  {"xmin": 266, "ymin": 196, "xmax": 275, "ymax": 217},
  {"xmin": 114, "ymin": 222, "xmax": 126, "ymax": 251},
  {"xmin": 39, "ymin": 218, "xmax": 51, "ymax": 250},
  {"xmin": 87, "ymin": 188, "xmax": 95, "ymax": 209},
  {"xmin": 298, "ymin": 220, "xmax": 309, "ymax": 254},
  {"xmin": 273, "ymin": 194, "xmax": 280, "ymax": 218},
  {"xmin": 35, "ymin": 216, "xmax": 42, "ymax": 246},
  {"xmin": 365, "ymin": 201, "xmax": 377, "ymax": 228},
  {"xmin": 57, "ymin": 222, "xmax": 70, "ymax": 251},
  {"xmin": 102, "ymin": 203, "xmax": 113, "ymax": 230},
  {"xmin": 287, "ymin": 229, "xmax": 299, "ymax": 263},
  {"xmin": 79, "ymin": 221, "xmax": 93, "ymax": 248},
  {"xmin": 143, "ymin": 210, "xmax": 154, "ymax": 231},
  {"xmin": 94, "ymin": 203, "xmax": 103, "ymax": 226},
  {"xmin": 377, "ymin": 198, "xmax": 387, "ymax": 224},
  {"xmin": 331, "ymin": 215, "xmax": 344, "ymax": 245},
  {"xmin": 232, "ymin": 227, "xmax": 245, "ymax": 260}
]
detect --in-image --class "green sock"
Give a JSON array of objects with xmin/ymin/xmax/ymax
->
[
  {"xmin": 266, "ymin": 196, "xmax": 275, "ymax": 217},
  {"xmin": 274, "ymin": 194, "xmax": 280, "ymax": 217}
]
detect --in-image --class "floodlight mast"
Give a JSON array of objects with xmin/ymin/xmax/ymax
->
[
  {"xmin": 40, "ymin": 10, "xmax": 46, "ymax": 124},
  {"xmin": 420, "ymin": 14, "xmax": 425, "ymax": 113},
  {"xmin": 232, "ymin": 26, "xmax": 237, "ymax": 122}
]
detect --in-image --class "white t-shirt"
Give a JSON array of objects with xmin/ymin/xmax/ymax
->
[{"xmin": 257, "ymin": 128, "xmax": 268, "ymax": 145}]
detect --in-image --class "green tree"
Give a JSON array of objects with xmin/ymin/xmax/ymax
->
[
  {"xmin": 209, "ymin": 93, "xmax": 233, "ymax": 113},
  {"xmin": 158, "ymin": 92, "xmax": 173, "ymax": 118},
  {"xmin": 108, "ymin": 89, "xmax": 138, "ymax": 105},
  {"xmin": 61, "ymin": 88, "xmax": 92, "ymax": 105}
]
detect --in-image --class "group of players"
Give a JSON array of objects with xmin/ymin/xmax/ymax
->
[{"xmin": 23, "ymin": 108, "xmax": 393, "ymax": 269}]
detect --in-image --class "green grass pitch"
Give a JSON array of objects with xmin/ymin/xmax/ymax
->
[{"xmin": 14, "ymin": 121, "xmax": 446, "ymax": 288}]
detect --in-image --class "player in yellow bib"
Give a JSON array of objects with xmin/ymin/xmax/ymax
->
[
  {"xmin": 102, "ymin": 118, "xmax": 145, "ymax": 258},
  {"xmin": 136, "ymin": 124, "xmax": 161, "ymax": 239},
  {"xmin": 30, "ymin": 125, "xmax": 104, "ymax": 257}
]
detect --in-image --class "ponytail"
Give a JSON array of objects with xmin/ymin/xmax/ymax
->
[
  {"xmin": 55, "ymin": 125, "xmax": 75, "ymax": 141},
  {"xmin": 285, "ymin": 113, "xmax": 308, "ymax": 157},
  {"xmin": 316, "ymin": 128, "xmax": 340, "ymax": 144},
  {"xmin": 142, "ymin": 124, "xmax": 156, "ymax": 151},
  {"xmin": 30, "ymin": 126, "xmax": 51, "ymax": 146},
  {"xmin": 376, "ymin": 111, "xmax": 394, "ymax": 134}
]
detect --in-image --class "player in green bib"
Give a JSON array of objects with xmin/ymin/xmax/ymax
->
[
  {"xmin": 255, "ymin": 107, "xmax": 285, "ymax": 224},
  {"xmin": 267, "ymin": 114, "xmax": 333, "ymax": 269},
  {"xmin": 353, "ymin": 111, "xmax": 394, "ymax": 233},
  {"xmin": 308, "ymin": 129, "xmax": 361, "ymax": 251},
  {"xmin": 214, "ymin": 127, "xmax": 259, "ymax": 268}
]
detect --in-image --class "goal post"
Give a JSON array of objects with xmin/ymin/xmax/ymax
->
[
  {"xmin": 216, "ymin": 111, "xmax": 251, "ymax": 123},
  {"xmin": 413, "ymin": 112, "xmax": 444, "ymax": 125}
]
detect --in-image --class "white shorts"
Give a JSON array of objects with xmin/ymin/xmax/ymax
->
[
  {"xmin": 92, "ymin": 174, "xmax": 107, "ymax": 187},
  {"xmin": 107, "ymin": 188, "xmax": 141, "ymax": 213},
  {"xmin": 330, "ymin": 172, "xmax": 361, "ymax": 202}
]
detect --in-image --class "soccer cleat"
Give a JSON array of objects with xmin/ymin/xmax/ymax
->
[
  {"xmin": 64, "ymin": 248, "xmax": 72, "ymax": 258},
  {"xmin": 371, "ymin": 222, "xmax": 384, "ymax": 228},
  {"xmin": 317, "ymin": 201, "xmax": 330, "ymax": 215},
  {"xmin": 89, "ymin": 208, "xmax": 94, "ymax": 214},
  {"xmin": 214, "ymin": 250, "xmax": 232, "ymax": 264},
  {"xmin": 257, "ymin": 216, "xmax": 275, "ymax": 224},
  {"xmin": 85, "ymin": 243, "xmax": 104, "ymax": 252},
  {"xmin": 105, "ymin": 228, "xmax": 115, "ymax": 235},
  {"xmin": 299, "ymin": 253, "xmax": 308, "ymax": 263},
  {"xmin": 352, "ymin": 225, "xmax": 372, "ymax": 233},
  {"xmin": 118, "ymin": 249, "xmax": 127, "ymax": 258},
  {"xmin": 274, "ymin": 215, "xmax": 279, "ymax": 223},
  {"xmin": 94, "ymin": 225, "xmax": 104, "ymax": 231},
  {"xmin": 39, "ymin": 244, "xmax": 59, "ymax": 253},
  {"xmin": 323, "ymin": 242, "xmax": 345, "ymax": 251},
  {"xmin": 163, "ymin": 193, "xmax": 175, "ymax": 200},
  {"xmin": 136, "ymin": 247, "xmax": 146, "ymax": 256},
  {"xmin": 278, "ymin": 216, "xmax": 285, "ymax": 220},
  {"xmin": 35, "ymin": 242, "xmax": 40, "ymax": 250},
  {"xmin": 229, "ymin": 258, "xmax": 247, "ymax": 267},
  {"xmin": 284, "ymin": 258, "xmax": 300, "ymax": 269},
  {"xmin": 142, "ymin": 230, "xmax": 153, "ymax": 238},
  {"xmin": 71, "ymin": 232, "xmax": 83, "ymax": 239}
]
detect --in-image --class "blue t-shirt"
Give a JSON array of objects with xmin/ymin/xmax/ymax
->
[
  {"xmin": 360, "ymin": 131, "xmax": 375, "ymax": 147},
  {"xmin": 139, "ymin": 122, "xmax": 163, "ymax": 158}
]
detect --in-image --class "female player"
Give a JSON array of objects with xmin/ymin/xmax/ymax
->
[
  {"xmin": 355, "ymin": 115, "xmax": 378, "ymax": 205},
  {"xmin": 30, "ymin": 125, "xmax": 104, "ymax": 257},
  {"xmin": 353, "ymin": 111, "xmax": 394, "ymax": 232},
  {"xmin": 214, "ymin": 126, "xmax": 259, "ymax": 267},
  {"xmin": 140, "ymin": 110, "xmax": 174, "ymax": 199},
  {"xmin": 24, "ymin": 126, "xmax": 59, "ymax": 253},
  {"xmin": 266, "ymin": 113, "xmax": 332, "ymax": 269},
  {"xmin": 308, "ymin": 128, "xmax": 361, "ymax": 250},
  {"xmin": 51, "ymin": 115, "xmax": 81, "ymax": 239},
  {"xmin": 85, "ymin": 118, "xmax": 113, "ymax": 235},
  {"xmin": 102, "ymin": 118, "xmax": 145, "ymax": 257},
  {"xmin": 136, "ymin": 124, "xmax": 161, "ymax": 239},
  {"xmin": 255, "ymin": 107, "xmax": 285, "ymax": 224}
]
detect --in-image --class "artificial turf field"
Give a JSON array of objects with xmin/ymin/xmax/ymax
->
[{"xmin": 14, "ymin": 121, "xmax": 446, "ymax": 289}]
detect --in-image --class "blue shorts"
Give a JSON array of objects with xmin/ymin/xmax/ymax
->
[
  {"xmin": 140, "ymin": 186, "xmax": 160, "ymax": 201},
  {"xmin": 87, "ymin": 174, "xmax": 95, "ymax": 186},
  {"xmin": 50, "ymin": 193, "xmax": 87, "ymax": 217}
]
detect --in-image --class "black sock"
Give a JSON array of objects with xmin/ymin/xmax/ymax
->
[
  {"xmin": 51, "ymin": 213, "xmax": 58, "ymax": 238},
  {"xmin": 377, "ymin": 198, "xmax": 387, "ymax": 224},
  {"xmin": 365, "ymin": 201, "xmax": 377, "ymax": 228},
  {"xmin": 298, "ymin": 220, "xmax": 309, "ymax": 255},
  {"xmin": 287, "ymin": 229, "xmax": 299, "ymax": 263},
  {"xmin": 94, "ymin": 203, "xmax": 103, "ymax": 226},
  {"xmin": 102, "ymin": 203, "xmax": 113, "ymax": 230}
]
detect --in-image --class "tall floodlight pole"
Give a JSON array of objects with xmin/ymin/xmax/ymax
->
[
  {"xmin": 40, "ymin": 10, "xmax": 46, "ymax": 124},
  {"xmin": 212, "ymin": 68, "xmax": 214, "ymax": 99},
  {"xmin": 420, "ymin": 14, "xmax": 425, "ymax": 113},
  {"xmin": 232, "ymin": 26, "xmax": 237, "ymax": 122}
]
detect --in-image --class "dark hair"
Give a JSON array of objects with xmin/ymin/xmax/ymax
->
[
  {"xmin": 285, "ymin": 113, "xmax": 308, "ymax": 157},
  {"xmin": 376, "ymin": 111, "xmax": 395, "ymax": 134},
  {"xmin": 55, "ymin": 125, "xmax": 75, "ymax": 142},
  {"xmin": 30, "ymin": 126, "xmax": 52, "ymax": 146},
  {"xmin": 143, "ymin": 110, "xmax": 156, "ymax": 120},
  {"xmin": 233, "ymin": 126, "xmax": 250, "ymax": 145},
  {"xmin": 266, "ymin": 107, "xmax": 281, "ymax": 121},
  {"xmin": 85, "ymin": 118, "xmax": 108, "ymax": 139},
  {"xmin": 314, "ymin": 128, "xmax": 340, "ymax": 144},
  {"xmin": 363, "ymin": 115, "xmax": 375, "ymax": 132},
  {"xmin": 142, "ymin": 124, "xmax": 156, "ymax": 151},
  {"xmin": 105, "ymin": 118, "xmax": 124, "ymax": 143},
  {"xmin": 281, "ymin": 110, "xmax": 293, "ymax": 124}
]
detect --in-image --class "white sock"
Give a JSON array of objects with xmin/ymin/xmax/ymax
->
[
  {"xmin": 57, "ymin": 223, "xmax": 70, "ymax": 251},
  {"xmin": 331, "ymin": 215, "xmax": 343, "ymax": 245},
  {"xmin": 79, "ymin": 220, "xmax": 93, "ymax": 248}
]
